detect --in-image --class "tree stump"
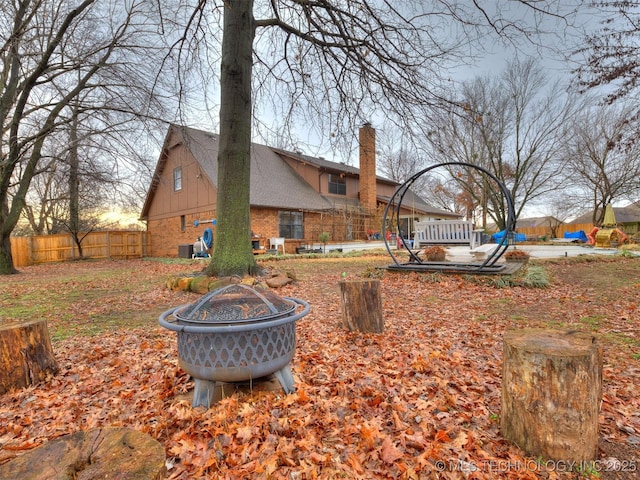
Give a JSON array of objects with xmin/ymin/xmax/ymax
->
[
  {"xmin": 501, "ymin": 329, "xmax": 602, "ymax": 463},
  {"xmin": 0, "ymin": 320, "xmax": 59, "ymax": 395},
  {"xmin": 339, "ymin": 279, "xmax": 384, "ymax": 333},
  {"xmin": 0, "ymin": 427, "xmax": 166, "ymax": 480}
]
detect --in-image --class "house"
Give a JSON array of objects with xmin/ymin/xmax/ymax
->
[
  {"xmin": 140, "ymin": 123, "xmax": 460, "ymax": 256},
  {"xmin": 570, "ymin": 202, "xmax": 640, "ymax": 237},
  {"xmin": 515, "ymin": 216, "xmax": 562, "ymax": 230}
]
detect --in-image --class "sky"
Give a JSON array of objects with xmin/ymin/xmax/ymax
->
[
  {"xmin": 181, "ymin": 2, "xmax": 607, "ymax": 158},
  {"xmin": 301, "ymin": 3, "xmax": 602, "ymax": 161}
]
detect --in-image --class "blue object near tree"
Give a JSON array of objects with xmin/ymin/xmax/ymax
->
[
  {"xmin": 564, "ymin": 230, "xmax": 587, "ymax": 243},
  {"xmin": 203, "ymin": 228, "xmax": 213, "ymax": 249},
  {"xmin": 491, "ymin": 230, "xmax": 526, "ymax": 243}
]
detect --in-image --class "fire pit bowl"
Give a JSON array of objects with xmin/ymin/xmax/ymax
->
[{"xmin": 159, "ymin": 284, "xmax": 309, "ymax": 407}]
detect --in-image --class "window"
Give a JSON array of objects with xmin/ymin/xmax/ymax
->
[
  {"xmin": 328, "ymin": 173, "xmax": 346, "ymax": 195},
  {"xmin": 278, "ymin": 211, "xmax": 303, "ymax": 239},
  {"xmin": 180, "ymin": 215, "xmax": 186, "ymax": 232},
  {"xmin": 173, "ymin": 167, "xmax": 182, "ymax": 191}
]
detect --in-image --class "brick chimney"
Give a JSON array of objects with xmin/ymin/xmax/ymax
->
[{"xmin": 359, "ymin": 123, "xmax": 377, "ymax": 215}]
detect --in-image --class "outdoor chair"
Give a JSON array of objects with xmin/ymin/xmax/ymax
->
[{"xmin": 269, "ymin": 237, "xmax": 285, "ymax": 254}]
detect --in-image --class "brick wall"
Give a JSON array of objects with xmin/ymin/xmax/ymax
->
[
  {"xmin": 249, "ymin": 207, "xmax": 278, "ymax": 239},
  {"xmin": 149, "ymin": 207, "xmax": 376, "ymax": 257},
  {"xmin": 359, "ymin": 123, "xmax": 377, "ymax": 213},
  {"xmin": 359, "ymin": 123, "xmax": 377, "ymax": 236},
  {"xmin": 148, "ymin": 211, "xmax": 216, "ymax": 257}
]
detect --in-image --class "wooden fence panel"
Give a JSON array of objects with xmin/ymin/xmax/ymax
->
[
  {"xmin": 10, "ymin": 231, "xmax": 150, "ymax": 267},
  {"xmin": 10, "ymin": 236, "xmax": 29, "ymax": 268},
  {"xmin": 30, "ymin": 234, "xmax": 74, "ymax": 265},
  {"xmin": 80, "ymin": 232, "xmax": 110, "ymax": 260},
  {"xmin": 516, "ymin": 223, "xmax": 595, "ymax": 240},
  {"xmin": 108, "ymin": 231, "xmax": 148, "ymax": 259}
]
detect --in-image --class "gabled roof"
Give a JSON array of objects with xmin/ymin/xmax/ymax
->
[
  {"xmin": 141, "ymin": 124, "xmax": 445, "ymax": 218},
  {"xmin": 141, "ymin": 125, "xmax": 335, "ymax": 218},
  {"xmin": 570, "ymin": 203, "xmax": 640, "ymax": 225},
  {"xmin": 515, "ymin": 216, "xmax": 562, "ymax": 228},
  {"xmin": 272, "ymin": 147, "xmax": 397, "ymax": 185},
  {"xmin": 274, "ymin": 147, "xmax": 457, "ymax": 216},
  {"xmin": 376, "ymin": 191, "xmax": 462, "ymax": 218}
]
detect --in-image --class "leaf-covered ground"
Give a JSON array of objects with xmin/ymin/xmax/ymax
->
[{"xmin": 0, "ymin": 255, "xmax": 639, "ymax": 479}]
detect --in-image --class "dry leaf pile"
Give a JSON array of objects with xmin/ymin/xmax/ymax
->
[{"xmin": 0, "ymin": 257, "xmax": 638, "ymax": 479}]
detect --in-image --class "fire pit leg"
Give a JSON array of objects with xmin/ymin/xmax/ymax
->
[
  {"xmin": 192, "ymin": 378, "xmax": 217, "ymax": 408},
  {"xmin": 273, "ymin": 365, "xmax": 295, "ymax": 394}
]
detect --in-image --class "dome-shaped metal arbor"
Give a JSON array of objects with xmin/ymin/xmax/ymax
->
[{"xmin": 382, "ymin": 162, "xmax": 516, "ymax": 273}]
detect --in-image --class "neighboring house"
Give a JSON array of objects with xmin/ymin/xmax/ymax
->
[
  {"xmin": 515, "ymin": 216, "xmax": 562, "ymax": 229},
  {"xmin": 570, "ymin": 202, "xmax": 640, "ymax": 236},
  {"xmin": 140, "ymin": 123, "xmax": 460, "ymax": 256}
]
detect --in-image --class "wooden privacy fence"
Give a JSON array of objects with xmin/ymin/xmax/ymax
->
[
  {"xmin": 10, "ymin": 231, "xmax": 151, "ymax": 267},
  {"xmin": 516, "ymin": 223, "xmax": 594, "ymax": 240}
]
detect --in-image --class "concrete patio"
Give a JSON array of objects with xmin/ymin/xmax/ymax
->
[{"xmin": 321, "ymin": 241, "xmax": 630, "ymax": 260}]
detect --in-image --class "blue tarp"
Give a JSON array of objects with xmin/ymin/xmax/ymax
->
[
  {"xmin": 564, "ymin": 230, "xmax": 588, "ymax": 243},
  {"xmin": 491, "ymin": 230, "xmax": 526, "ymax": 243}
]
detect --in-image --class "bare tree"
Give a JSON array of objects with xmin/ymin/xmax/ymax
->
[
  {"xmin": 563, "ymin": 103, "xmax": 640, "ymax": 225},
  {"xmin": 20, "ymin": 159, "xmax": 64, "ymax": 236},
  {"xmin": 537, "ymin": 192, "xmax": 586, "ymax": 236},
  {"xmin": 426, "ymin": 58, "xmax": 580, "ymax": 230},
  {"xmin": 574, "ymin": 0, "xmax": 640, "ymax": 127},
  {"xmin": 377, "ymin": 131, "xmax": 467, "ymax": 216},
  {"xmin": 0, "ymin": 0, "xmax": 176, "ymax": 273},
  {"xmin": 378, "ymin": 145, "xmax": 425, "ymax": 186}
]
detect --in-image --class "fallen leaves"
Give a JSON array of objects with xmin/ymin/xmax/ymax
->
[
  {"xmin": 380, "ymin": 436, "xmax": 404, "ymax": 463},
  {"xmin": 0, "ymin": 257, "xmax": 638, "ymax": 479}
]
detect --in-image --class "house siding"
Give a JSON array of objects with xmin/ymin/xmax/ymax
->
[
  {"xmin": 147, "ymin": 142, "xmax": 217, "ymax": 220},
  {"xmin": 145, "ymin": 134, "xmax": 218, "ymax": 257},
  {"xmin": 143, "ymin": 125, "xmax": 450, "ymax": 258},
  {"xmin": 149, "ymin": 208, "xmax": 341, "ymax": 257},
  {"xmin": 148, "ymin": 202, "xmax": 336, "ymax": 257},
  {"xmin": 249, "ymin": 209, "xmax": 355, "ymax": 253},
  {"xmin": 282, "ymin": 159, "xmax": 322, "ymax": 193},
  {"xmin": 281, "ymin": 157, "xmax": 360, "ymax": 200}
]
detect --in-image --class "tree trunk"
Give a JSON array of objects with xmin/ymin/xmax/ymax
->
[
  {"xmin": 0, "ymin": 427, "xmax": 165, "ymax": 480},
  {"xmin": 69, "ymin": 97, "xmax": 80, "ymax": 256},
  {"xmin": 207, "ymin": 1, "xmax": 258, "ymax": 277},
  {"xmin": 0, "ymin": 229, "xmax": 18, "ymax": 274},
  {"xmin": 0, "ymin": 320, "xmax": 59, "ymax": 394},
  {"xmin": 339, "ymin": 279, "xmax": 384, "ymax": 333},
  {"xmin": 501, "ymin": 328, "xmax": 602, "ymax": 463}
]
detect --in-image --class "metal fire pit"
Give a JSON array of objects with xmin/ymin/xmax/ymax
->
[{"xmin": 159, "ymin": 284, "xmax": 309, "ymax": 407}]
